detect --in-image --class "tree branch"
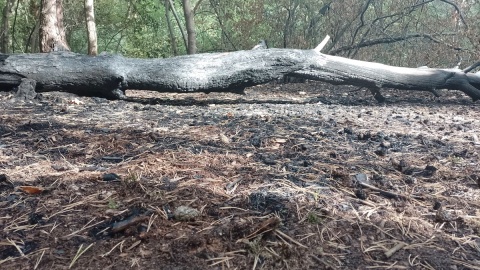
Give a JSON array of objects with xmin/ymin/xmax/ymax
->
[
  {"xmin": 167, "ymin": 0, "xmax": 188, "ymax": 52},
  {"xmin": 438, "ymin": 0, "xmax": 468, "ymax": 28},
  {"xmin": 463, "ymin": 62, "xmax": 480, "ymax": 74},
  {"xmin": 193, "ymin": 0, "xmax": 204, "ymax": 15},
  {"xmin": 330, "ymin": 33, "xmax": 462, "ymax": 55}
]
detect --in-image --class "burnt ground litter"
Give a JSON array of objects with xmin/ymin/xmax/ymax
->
[{"xmin": 1, "ymin": 81, "xmax": 480, "ymax": 269}]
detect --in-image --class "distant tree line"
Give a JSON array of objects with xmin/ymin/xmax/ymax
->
[{"xmin": 0, "ymin": 0, "xmax": 478, "ymax": 68}]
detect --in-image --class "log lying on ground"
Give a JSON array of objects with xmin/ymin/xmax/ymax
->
[{"xmin": 1, "ymin": 49, "xmax": 479, "ymax": 101}]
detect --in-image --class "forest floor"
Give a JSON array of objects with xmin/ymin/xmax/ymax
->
[{"xmin": 1, "ymin": 81, "xmax": 480, "ymax": 270}]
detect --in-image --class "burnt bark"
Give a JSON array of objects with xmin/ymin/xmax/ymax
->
[{"xmin": 0, "ymin": 49, "xmax": 479, "ymax": 101}]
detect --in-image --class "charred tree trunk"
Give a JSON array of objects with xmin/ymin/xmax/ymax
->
[
  {"xmin": 84, "ymin": 0, "xmax": 98, "ymax": 55},
  {"xmin": 0, "ymin": 48, "xmax": 479, "ymax": 101}
]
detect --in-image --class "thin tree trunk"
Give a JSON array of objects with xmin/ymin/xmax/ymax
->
[
  {"xmin": 27, "ymin": 21, "xmax": 41, "ymax": 53},
  {"xmin": 11, "ymin": 0, "xmax": 20, "ymax": 52},
  {"xmin": 84, "ymin": 0, "xmax": 98, "ymax": 55},
  {"xmin": 26, "ymin": 0, "xmax": 40, "ymax": 53},
  {"xmin": 164, "ymin": 0, "xmax": 177, "ymax": 56},
  {"xmin": 182, "ymin": 0, "xmax": 196, "ymax": 54},
  {"xmin": 1, "ymin": 0, "xmax": 16, "ymax": 53},
  {"xmin": 283, "ymin": 1, "xmax": 299, "ymax": 49},
  {"xmin": 168, "ymin": 0, "xmax": 188, "ymax": 52}
]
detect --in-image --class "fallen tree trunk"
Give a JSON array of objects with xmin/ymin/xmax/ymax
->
[{"xmin": 1, "ymin": 48, "xmax": 479, "ymax": 101}]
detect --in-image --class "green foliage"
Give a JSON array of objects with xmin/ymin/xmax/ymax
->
[
  {"xmin": 107, "ymin": 198, "xmax": 118, "ymax": 209},
  {"xmin": 306, "ymin": 212, "xmax": 321, "ymax": 224},
  {"xmin": 2, "ymin": 0, "xmax": 479, "ymax": 66}
]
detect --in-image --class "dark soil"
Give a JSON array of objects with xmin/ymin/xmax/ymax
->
[{"xmin": 1, "ymin": 82, "xmax": 480, "ymax": 269}]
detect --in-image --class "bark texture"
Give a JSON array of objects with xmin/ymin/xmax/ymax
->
[
  {"xmin": 55, "ymin": 0, "xmax": 66, "ymax": 43},
  {"xmin": 84, "ymin": 0, "xmax": 98, "ymax": 55},
  {"xmin": 0, "ymin": 49, "xmax": 479, "ymax": 101},
  {"xmin": 182, "ymin": 0, "xmax": 196, "ymax": 54},
  {"xmin": 168, "ymin": 0, "xmax": 187, "ymax": 52},
  {"xmin": 164, "ymin": 0, "xmax": 177, "ymax": 56},
  {"xmin": 40, "ymin": 0, "xmax": 69, "ymax": 52},
  {"xmin": 1, "ymin": 0, "xmax": 16, "ymax": 53}
]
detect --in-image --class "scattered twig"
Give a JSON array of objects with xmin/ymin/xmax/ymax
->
[
  {"xmin": 69, "ymin": 243, "xmax": 94, "ymax": 269},
  {"xmin": 274, "ymin": 230, "xmax": 308, "ymax": 248},
  {"xmin": 101, "ymin": 156, "xmax": 124, "ymax": 162},
  {"xmin": 126, "ymin": 240, "xmax": 142, "ymax": 251},
  {"xmin": 385, "ymin": 242, "xmax": 408, "ymax": 258},
  {"xmin": 62, "ymin": 218, "xmax": 104, "ymax": 239},
  {"xmin": 357, "ymin": 178, "xmax": 424, "ymax": 201},
  {"xmin": 6, "ymin": 238, "xmax": 24, "ymax": 257},
  {"xmin": 110, "ymin": 215, "xmax": 149, "ymax": 233},
  {"xmin": 244, "ymin": 217, "xmax": 280, "ymax": 240},
  {"xmin": 100, "ymin": 240, "xmax": 125, "ymax": 257},
  {"xmin": 34, "ymin": 249, "xmax": 46, "ymax": 270}
]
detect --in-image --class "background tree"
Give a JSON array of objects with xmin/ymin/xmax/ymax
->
[
  {"xmin": 182, "ymin": 0, "xmax": 201, "ymax": 54},
  {"xmin": 1, "ymin": 0, "xmax": 16, "ymax": 53},
  {"xmin": 84, "ymin": 0, "xmax": 98, "ymax": 55},
  {"xmin": 40, "ymin": 0, "xmax": 70, "ymax": 52},
  {"xmin": 1, "ymin": 0, "xmax": 477, "ymax": 70},
  {"xmin": 164, "ymin": 0, "xmax": 178, "ymax": 55},
  {"xmin": 26, "ymin": 0, "xmax": 41, "ymax": 53},
  {"xmin": 55, "ymin": 0, "xmax": 67, "ymax": 44},
  {"xmin": 167, "ymin": 0, "xmax": 188, "ymax": 53}
]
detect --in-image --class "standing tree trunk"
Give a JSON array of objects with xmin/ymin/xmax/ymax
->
[
  {"xmin": 282, "ymin": 1, "xmax": 299, "ymax": 48},
  {"xmin": 11, "ymin": 0, "xmax": 21, "ymax": 52},
  {"xmin": 27, "ymin": 22, "xmax": 41, "ymax": 53},
  {"xmin": 40, "ymin": 0, "xmax": 58, "ymax": 52},
  {"xmin": 182, "ymin": 0, "xmax": 196, "ymax": 54},
  {"xmin": 84, "ymin": 0, "xmax": 98, "ymax": 55},
  {"xmin": 40, "ymin": 0, "xmax": 70, "ymax": 52},
  {"xmin": 55, "ymin": 0, "xmax": 67, "ymax": 42},
  {"xmin": 1, "ymin": 0, "xmax": 16, "ymax": 53},
  {"xmin": 26, "ymin": 0, "xmax": 41, "ymax": 53},
  {"xmin": 164, "ymin": 0, "xmax": 177, "ymax": 56},
  {"xmin": 167, "ymin": 0, "xmax": 187, "ymax": 52}
]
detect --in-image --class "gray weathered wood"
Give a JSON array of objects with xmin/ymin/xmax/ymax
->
[{"xmin": 1, "ymin": 49, "xmax": 479, "ymax": 101}]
